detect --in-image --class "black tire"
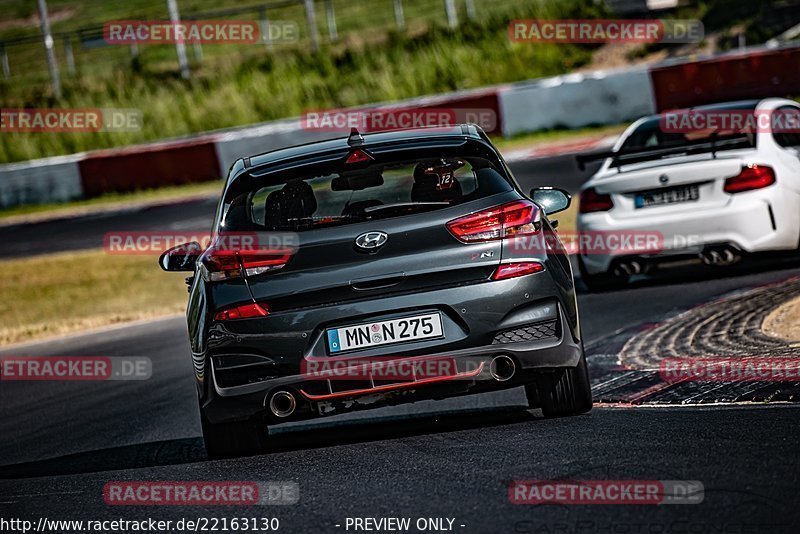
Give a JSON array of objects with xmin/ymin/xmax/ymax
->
[
  {"xmin": 578, "ymin": 256, "xmax": 627, "ymax": 292},
  {"xmin": 200, "ymin": 409, "xmax": 268, "ymax": 457},
  {"xmin": 525, "ymin": 352, "xmax": 593, "ymax": 417}
]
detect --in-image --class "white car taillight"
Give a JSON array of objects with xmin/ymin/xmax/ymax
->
[{"xmin": 723, "ymin": 165, "xmax": 776, "ymax": 194}]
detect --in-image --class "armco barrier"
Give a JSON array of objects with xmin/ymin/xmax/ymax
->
[
  {"xmin": 499, "ymin": 67, "xmax": 656, "ymax": 137},
  {"xmin": 77, "ymin": 137, "xmax": 221, "ymax": 198},
  {"xmin": 650, "ymin": 45, "xmax": 800, "ymax": 111}
]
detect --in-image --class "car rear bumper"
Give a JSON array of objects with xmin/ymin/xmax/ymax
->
[
  {"xmin": 200, "ymin": 303, "xmax": 582, "ymax": 425},
  {"xmin": 578, "ymin": 186, "xmax": 800, "ymax": 274}
]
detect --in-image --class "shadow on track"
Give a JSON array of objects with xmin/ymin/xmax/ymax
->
[{"xmin": 0, "ymin": 405, "xmax": 537, "ymax": 479}]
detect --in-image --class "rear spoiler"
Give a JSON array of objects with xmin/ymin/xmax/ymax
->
[{"xmin": 576, "ymin": 134, "xmax": 754, "ymax": 171}]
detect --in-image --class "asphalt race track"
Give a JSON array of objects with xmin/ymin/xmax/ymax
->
[{"xmin": 2, "ymin": 257, "xmax": 799, "ymax": 532}]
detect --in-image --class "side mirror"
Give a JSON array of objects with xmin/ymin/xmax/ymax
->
[
  {"xmin": 159, "ymin": 241, "xmax": 203, "ymax": 272},
  {"xmin": 531, "ymin": 187, "xmax": 571, "ymax": 215}
]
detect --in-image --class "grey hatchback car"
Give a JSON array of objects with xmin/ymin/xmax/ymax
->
[{"xmin": 160, "ymin": 124, "xmax": 592, "ymax": 456}]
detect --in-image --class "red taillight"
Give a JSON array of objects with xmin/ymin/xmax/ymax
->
[
  {"xmin": 579, "ymin": 188, "xmax": 614, "ymax": 213},
  {"xmin": 214, "ymin": 302, "xmax": 270, "ymax": 321},
  {"xmin": 491, "ymin": 262, "xmax": 545, "ymax": 281},
  {"xmin": 724, "ymin": 165, "xmax": 776, "ymax": 194},
  {"xmin": 200, "ymin": 247, "xmax": 292, "ymax": 282},
  {"xmin": 446, "ymin": 200, "xmax": 541, "ymax": 243},
  {"xmin": 345, "ymin": 149, "xmax": 373, "ymax": 164}
]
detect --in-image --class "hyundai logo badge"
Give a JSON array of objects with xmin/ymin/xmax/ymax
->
[
  {"xmin": 354, "ymin": 231, "xmax": 388, "ymax": 252},
  {"xmin": 659, "ymin": 174, "xmax": 669, "ymax": 184}
]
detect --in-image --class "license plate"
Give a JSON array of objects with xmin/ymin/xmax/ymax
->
[
  {"xmin": 327, "ymin": 313, "xmax": 444, "ymax": 353},
  {"xmin": 635, "ymin": 184, "xmax": 700, "ymax": 209}
]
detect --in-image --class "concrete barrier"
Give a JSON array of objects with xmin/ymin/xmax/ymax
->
[
  {"xmin": 499, "ymin": 67, "xmax": 656, "ymax": 137},
  {"xmin": 214, "ymin": 120, "xmax": 334, "ymax": 179},
  {"xmin": 78, "ymin": 137, "xmax": 221, "ymax": 198},
  {"xmin": 0, "ymin": 155, "xmax": 83, "ymax": 209}
]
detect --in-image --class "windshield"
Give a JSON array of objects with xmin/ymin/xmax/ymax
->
[{"xmin": 223, "ymin": 157, "xmax": 512, "ymax": 232}]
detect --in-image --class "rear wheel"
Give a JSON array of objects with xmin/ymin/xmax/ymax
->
[
  {"xmin": 200, "ymin": 409, "xmax": 269, "ymax": 457},
  {"xmin": 578, "ymin": 257, "xmax": 627, "ymax": 292},
  {"xmin": 525, "ymin": 352, "xmax": 593, "ymax": 417}
]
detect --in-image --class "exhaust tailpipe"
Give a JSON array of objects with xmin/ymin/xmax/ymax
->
[
  {"xmin": 613, "ymin": 260, "xmax": 643, "ymax": 277},
  {"xmin": 268, "ymin": 390, "xmax": 297, "ymax": 418},
  {"xmin": 701, "ymin": 246, "xmax": 740, "ymax": 266},
  {"xmin": 490, "ymin": 355, "xmax": 516, "ymax": 382}
]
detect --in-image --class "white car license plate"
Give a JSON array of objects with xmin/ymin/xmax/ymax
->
[
  {"xmin": 327, "ymin": 313, "xmax": 443, "ymax": 353},
  {"xmin": 635, "ymin": 184, "xmax": 700, "ymax": 208}
]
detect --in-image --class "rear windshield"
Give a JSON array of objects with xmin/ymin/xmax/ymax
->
[
  {"xmin": 223, "ymin": 157, "xmax": 511, "ymax": 232},
  {"xmin": 620, "ymin": 117, "xmax": 754, "ymax": 151},
  {"xmin": 615, "ymin": 102, "xmax": 758, "ymax": 167}
]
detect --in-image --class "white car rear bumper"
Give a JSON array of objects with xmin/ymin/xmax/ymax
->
[{"xmin": 577, "ymin": 185, "xmax": 800, "ymax": 275}]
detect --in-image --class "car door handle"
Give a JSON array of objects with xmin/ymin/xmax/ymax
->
[{"xmin": 350, "ymin": 272, "xmax": 405, "ymax": 291}]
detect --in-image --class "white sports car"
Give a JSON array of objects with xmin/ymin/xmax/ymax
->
[{"xmin": 576, "ymin": 98, "xmax": 800, "ymax": 291}]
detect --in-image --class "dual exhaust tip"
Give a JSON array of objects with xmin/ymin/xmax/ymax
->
[
  {"xmin": 612, "ymin": 245, "xmax": 742, "ymax": 277},
  {"xmin": 700, "ymin": 246, "xmax": 740, "ymax": 266},
  {"xmin": 267, "ymin": 355, "xmax": 517, "ymax": 417},
  {"xmin": 613, "ymin": 260, "xmax": 643, "ymax": 277}
]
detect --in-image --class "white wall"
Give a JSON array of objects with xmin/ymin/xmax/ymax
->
[
  {"xmin": 499, "ymin": 67, "xmax": 657, "ymax": 137},
  {"xmin": 213, "ymin": 120, "xmax": 335, "ymax": 178},
  {"xmin": 0, "ymin": 155, "xmax": 84, "ymax": 209}
]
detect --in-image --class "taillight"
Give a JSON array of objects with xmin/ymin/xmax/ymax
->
[
  {"xmin": 200, "ymin": 247, "xmax": 291, "ymax": 282},
  {"xmin": 724, "ymin": 165, "xmax": 776, "ymax": 194},
  {"xmin": 345, "ymin": 149, "xmax": 373, "ymax": 164},
  {"xmin": 214, "ymin": 302, "xmax": 270, "ymax": 321},
  {"xmin": 491, "ymin": 262, "xmax": 545, "ymax": 280},
  {"xmin": 446, "ymin": 200, "xmax": 541, "ymax": 243},
  {"xmin": 579, "ymin": 188, "xmax": 614, "ymax": 213}
]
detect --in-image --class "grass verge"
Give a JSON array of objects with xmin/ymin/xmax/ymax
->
[{"xmin": 0, "ymin": 249, "xmax": 187, "ymax": 346}]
